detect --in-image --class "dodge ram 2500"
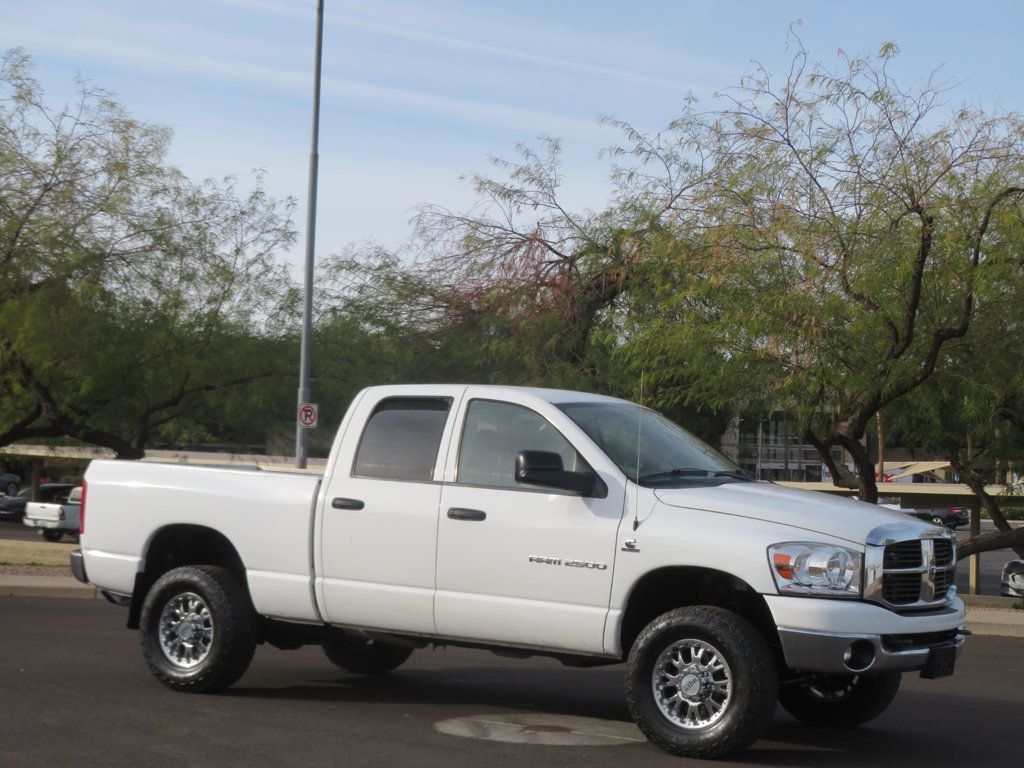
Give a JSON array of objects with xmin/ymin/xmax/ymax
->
[{"xmin": 71, "ymin": 385, "xmax": 966, "ymax": 759}]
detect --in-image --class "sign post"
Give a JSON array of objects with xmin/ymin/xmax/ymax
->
[{"xmin": 296, "ymin": 0, "xmax": 325, "ymax": 468}]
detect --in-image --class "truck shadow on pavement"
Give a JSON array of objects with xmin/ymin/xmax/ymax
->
[{"xmin": 226, "ymin": 664, "xmax": 1000, "ymax": 767}]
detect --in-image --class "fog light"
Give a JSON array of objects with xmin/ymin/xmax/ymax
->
[{"xmin": 843, "ymin": 640, "xmax": 875, "ymax": 672}]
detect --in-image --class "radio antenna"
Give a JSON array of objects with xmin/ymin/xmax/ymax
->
[{"xmin": 633, "ymin": 371, "xmax": 644, "ymax": 531}]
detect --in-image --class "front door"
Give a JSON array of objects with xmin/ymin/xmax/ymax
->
[{"xmin": 435, "ymin": 395, "xmax": 626, "ymax": 654}]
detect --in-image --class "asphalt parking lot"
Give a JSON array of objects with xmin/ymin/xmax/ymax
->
[{"xmin": 0, "ymin": 596, "xmax": 1021, "ymax": 768}]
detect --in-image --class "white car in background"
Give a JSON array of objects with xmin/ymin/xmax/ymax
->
[{"xmin": 1002, "ymin": 560, "xmax": 1024, "ymax": 598}]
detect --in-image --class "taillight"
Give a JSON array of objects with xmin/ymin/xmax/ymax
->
[{"xmin": 79, "ymin": 480, "xmax": 87, "ymax": 535}]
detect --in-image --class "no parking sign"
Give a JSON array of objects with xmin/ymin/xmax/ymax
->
[{"xmin": 297, "ymin": 403, "xmax": 319, "ymax": 429}]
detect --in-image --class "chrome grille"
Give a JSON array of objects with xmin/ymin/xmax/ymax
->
[
  {"xmin": 867, "ymin": 536, "xmax": 957, "ymax": 610},
  {"xmin": 883, "ymin": 541, "xmax": 923, "ymax": 569},
  {"xmin": 934, "ymin": 539, "xmax": 954, "ymax": 567},
  {"xmin": 882, "ymin": 572, "xmax": 926, "ymax": 604}
]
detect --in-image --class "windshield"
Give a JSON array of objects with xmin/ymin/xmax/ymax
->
[{"xmin": 558, "ymin": 402, "xmax": 750, "ymax": 486}]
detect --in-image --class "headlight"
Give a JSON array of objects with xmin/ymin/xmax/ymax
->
[{"xmin": 768, "ymin": 542, "xmax": 862, "ymax": 597}]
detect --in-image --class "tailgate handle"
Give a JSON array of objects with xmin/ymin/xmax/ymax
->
[
  {"xmin": 447, "ymin": 507, "xmax": 486, "ymax": 521},
  {"xmin": 332, "ymin": 497, "xmax": 365, "ymax": 510}
]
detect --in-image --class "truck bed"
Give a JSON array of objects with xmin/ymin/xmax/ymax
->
[{"xmin": 82, "ymin": 460, "xmax": 323, "ymax": 621}]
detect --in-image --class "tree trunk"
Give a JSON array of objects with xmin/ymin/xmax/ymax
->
[
  {"xmin": 836, "ymin": 434, "xmax": 879, "ymax": 503},
  {"xmin": 958, "ymin": 526, "xmax": 1024, "ymax": 558},
  {"xmin": 803, "ymin": 429, "xmax": 858, "ymax": 490},
  {"xmin": 953, "ymin": 459, "xmax": 1024, "ymax": 559}
]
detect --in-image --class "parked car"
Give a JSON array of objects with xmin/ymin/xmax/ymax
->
[
  {"xmin": 1002, "ymin": 560, "xmax": 1024, "ymax": 598},
  {"xmin": 880, "ymin": 503, "xmax": 968, "ymax": 529},
  {"xmin": 0, "ymin": 490, "xmax": 29, "ymax": 520},
  {"xmin": 915, "ymin": 506, "xmax": 970, "ymax": 529},
  {"xmin": 23, "ymin": 485, "xmax": 82, "ymax": 542},
  {"xmin": 0, "ymin": 470, "xmax": 21, "ymax": 497},
  {"xmin": 0, "ymin": 483, "xmax": 76, "ymax": 522},
  {"xmin": 73, "ymin": 384, "xmax": 966, "ymax": 760}
]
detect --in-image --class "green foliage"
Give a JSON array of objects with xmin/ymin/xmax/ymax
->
[{"xmin": 0, "ymin": 49, "xmax": 297, "ymax": 456}]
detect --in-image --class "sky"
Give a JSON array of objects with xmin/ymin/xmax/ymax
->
[{"xmin": 4, "ymin": 0, "xmax": 1023, "ymax": 276}]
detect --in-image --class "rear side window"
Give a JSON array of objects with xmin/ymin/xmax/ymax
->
[{"xmin": 352, "ymin": 397, "xmax": 451, "ymax": 481}]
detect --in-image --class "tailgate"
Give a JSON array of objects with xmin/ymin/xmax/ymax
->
[{"xmin": 25, "ymin": 502, "xmax": 62, "ymax": 523}]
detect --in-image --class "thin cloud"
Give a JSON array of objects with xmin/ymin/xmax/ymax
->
[
  {"xmin": 5, "ymin": 24, "xmax": 613, "ymax": 139},
  {"xmin": 212, "ymin": 0, "xmax": 702, "ymax": 93}
]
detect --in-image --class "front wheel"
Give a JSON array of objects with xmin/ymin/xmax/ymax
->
[
  {"xmin": 322, "ymin": 635, "xmax": 413, "ymax": 675},
  {"xmin": 140, "ymin": 565, "xmax": 257, "ymax": 693},
  {"xmin": 41, "ymin": 530, "xmax": 64, "ymax": 543},
  {"xmin": 4, "ymin": 482, "xmax": 17, "ymax": 496},
  {"xmin": 625, "ymin": 606, "xmax": 779, "ymax": 759},
  {"xmin": 779, "ymin": 672, "xmax": 901, "ymax": 727}
]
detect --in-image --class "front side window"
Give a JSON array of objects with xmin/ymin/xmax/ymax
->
[
  {"xmin": 558, "ymin": 402, "xmax": 749, "ymax": 486},
  {"xmin": 352, "ymin": 397, "xmax": 451, "ymax": 481},
  {"xmin": 457, "ymin": 400, "xmax": 585, "ymax": 490}
]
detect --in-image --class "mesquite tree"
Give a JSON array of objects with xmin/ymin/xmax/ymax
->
[
  {"xmin": 0, "ymin": 50, "xmax": 296, "ymax": 456},
  {"xmin": 622, "ymin": 40, "xmax": 1024, "ymax": 502}
]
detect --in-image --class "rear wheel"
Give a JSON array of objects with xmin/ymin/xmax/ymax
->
[
  {"xmin": 4, "ymin": 482, "xmax": 17, "ymax": 496},
  {"xmin": 323, "ymin": 635, "xmax": 413, "ymax": 674},
  {"xmin": 625, "ymin": 606, "xmax": 778, "ymax": 759},
  {"xmin": 140, "ymin": 565, "xmax": 257, "ymax": 693},
  {"xmin": 779, "ymin": 672, "xmax": 901, "ymax": 727},
  {"xmin": 41, "ymin": 530, "xmax": 64, "ymax": 543}
]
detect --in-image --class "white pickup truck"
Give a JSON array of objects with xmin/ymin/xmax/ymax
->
[
  {"xmin": 72, "ymin": 385, "xmax": 966, "ymax": 759},
  {"xmin": 25, "ymin": 485, "xmax": 82, "ymax": 542}
]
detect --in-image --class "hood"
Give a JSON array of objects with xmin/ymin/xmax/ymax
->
[{"xmin": 653, "ymin": 482, "xmax": 931, "ymax": 546}]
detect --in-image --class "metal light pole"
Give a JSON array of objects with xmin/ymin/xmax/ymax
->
[{"xmin": 296, "ymin": 0, "xmax": 324, "ymax": 468}]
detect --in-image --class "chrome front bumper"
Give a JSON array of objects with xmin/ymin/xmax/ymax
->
[{"xmin": 778, "ymin": 626, "xmax": 967, "ymax": 676}]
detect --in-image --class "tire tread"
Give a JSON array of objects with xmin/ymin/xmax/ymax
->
[
  {"xmin": 625, "ymin": 606, "xmax": 778, "ymax": 759},
  {"xmin": 140, "ymin": 565, "xmax": 257, "ymax": 693}
]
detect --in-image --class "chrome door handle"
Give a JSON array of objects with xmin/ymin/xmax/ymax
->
[{"xmin": 447, "ymin": 507, "xmax": 486, "ymax": 521}]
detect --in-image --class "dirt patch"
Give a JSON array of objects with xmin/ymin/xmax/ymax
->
[{"xmin": 0, "ymin": 564, "xmax": 73, "ymax": 577}]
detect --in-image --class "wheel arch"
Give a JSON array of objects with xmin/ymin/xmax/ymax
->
[
  {"xmin": 617, "ymin": 566, "xmax": 779, "ymax": 659},
  {"xmin": 128, "ymin": 524, "xmax": 248, "ymax": 629}
]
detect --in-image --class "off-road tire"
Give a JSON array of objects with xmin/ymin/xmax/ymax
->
[
  {"xmin": 625, "ymin": 606, "xmax": 778, "ymax": 759},
  {"xmin": 779, "ymin": 672, "xmax": 901, "ymax": 727},
  {"xmin": 322, "ymin": 635, "xmax": 414, "ymax": 674},
  {"xmin": 140, "ymin": 565, "xmax": 257, "ymax": 693}
]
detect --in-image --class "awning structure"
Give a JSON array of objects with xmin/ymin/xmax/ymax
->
[{"xmin": 884, "ymin": 461, "xmax": 952, "ymax": 483}]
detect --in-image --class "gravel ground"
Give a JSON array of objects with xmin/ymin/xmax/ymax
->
[{"xmin": 0, "ymin": 565, "xmax": 72, "ymax": 577}]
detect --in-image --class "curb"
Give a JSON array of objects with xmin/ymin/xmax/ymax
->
[{"xmin": 1, "ymin": 577, "xmax": 100, "ymax": 599}]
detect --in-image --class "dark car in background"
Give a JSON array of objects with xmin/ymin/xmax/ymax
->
[
  {"xmin": 0, "ymin": 483, "xmax": 76, "ymax": 521},
  {"xmin": 879, "ymin": 502, "xmax": 970, "ymax": 530},
  {"xmin": 0, "ymin": 470, "xmax": 21, "ymax": 497},
  {"xmin": 915, "ymin": 506, "xmax": 971, "ymax": 529}
]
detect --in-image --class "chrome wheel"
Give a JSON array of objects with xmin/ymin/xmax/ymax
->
[
  {"xmin": 158, "ymin": 592, "xmax": 214, "ymax": 669},
  {"xmin": 651, "ymin": 638, "xmax": 733, "ymax": 730}
]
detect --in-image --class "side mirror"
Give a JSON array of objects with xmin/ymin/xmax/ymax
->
[{"xmin": 515, "ymin": 450, "xmax": 595, "ymax": 496}]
